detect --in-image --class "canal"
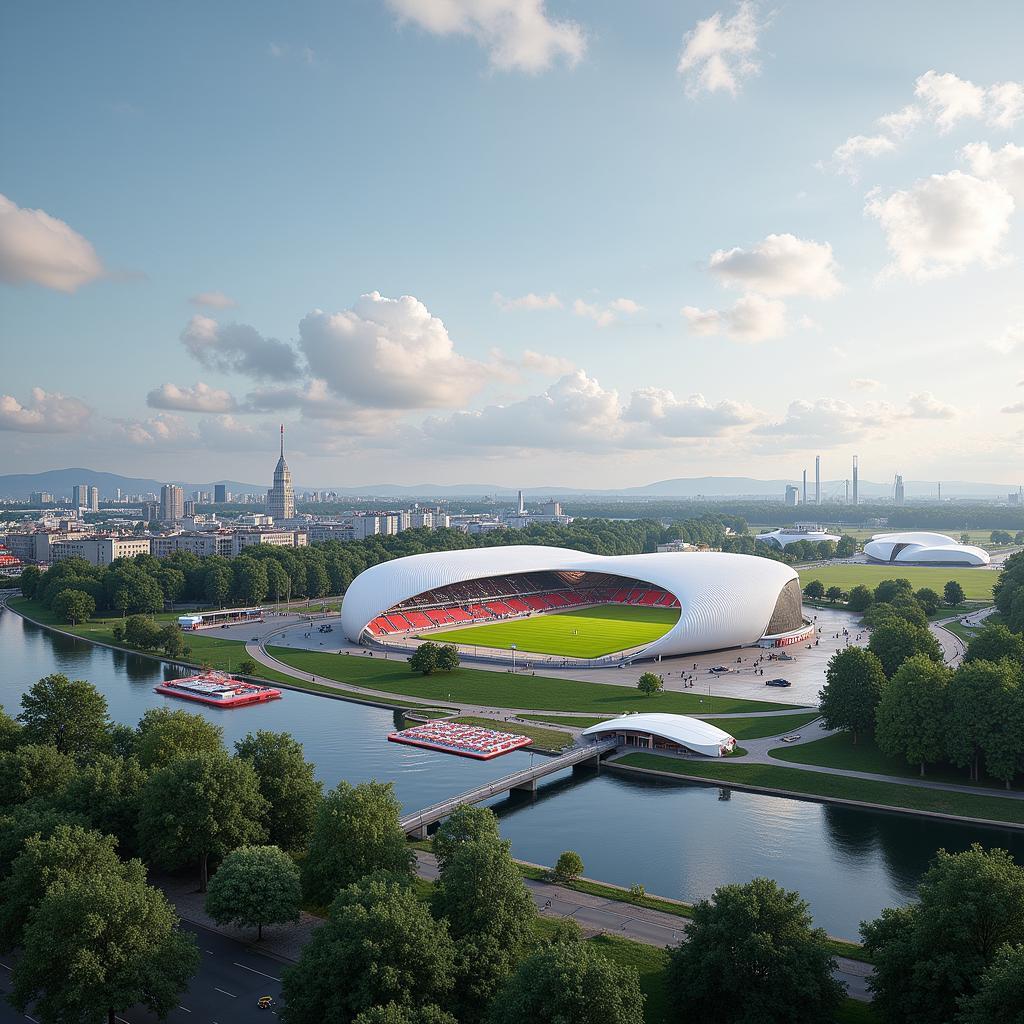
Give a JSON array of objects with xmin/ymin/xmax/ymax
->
[{"xmin": 3, "ymin": 605, "xmax": 1022, "ymax": 940}]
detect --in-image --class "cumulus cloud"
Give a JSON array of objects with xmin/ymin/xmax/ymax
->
[
  {"xmin": 865, "ymin": 171, "xmax": 1015, "ymax": 279},
  {"xmin": 189, "ymin": 290, "xmax": 237, "ymax": 309},
  {"xmin": 682, "ymin": 293, "xmax": 786, "ymax": 343},
  {"xmin": 988, "ymin": 321, "xmax": 1024, "ymax": 355},
  {"xmin": 572, "ymin": 297, "xmax": 642, "ymax": 327},
  {"xmin": 757, "ymin": 397, "xmax": 887, "ymax": 444},
  {"xmin": 850, "ymin": 377, "xmax": 881, "ymax": 391},
  {"xmin": 825, "ymin": 134, "xmax": 896, "ymax": 180},
  {"xmin": 299, "ymin": 291, "xmax": 488, "ymax": 410},
  {"xmin": 677, "ymin": 1, "xmax": 764, "ymax": 97},
  {"xmin": 1001, "ymin": 401, "xmax": 1024, "ymax": 414},
  {"xmin": 521, "ymin": 349, "xmax": 575, "ymax": 375},
  {"xmin": 962, "ymin": 142, "xmax": 1024, "ymax": 202},
  {"xmin": 493, "ymin": 290, "xmax": 562, "ymax": 311},
  {"xmin": 181, "ymin": 315, "xmax": 301, "ymax": 380},
  {"xmin": 0, "ymin": 193, "xmax": 104, "ymax": 293},
  {"xmin": 109, "ymin": 413, "xmax": 197, "ymax": 447},
  {"xmin": 708, "ymin": 233, "xmax": 841, "ymax": 298},
  {"xmin": 623, "ymin": 388, "xmax": 756, "ymax": 437},
  {"xmin": 914, "ymin": 70, "xmax": 986, "ymax": 132},
  {"xmin": 146, "ymin": 381, "xmax": 238, "ymax": 413},
  {"xmin": 385, "ymin": 0, "xmax": 585, "ymax": 73},
  {"xmin": 197, "ymin": 415, "xmax": 274, "ymax": 452},
  {"xmin": 903, "ymin": 391, "xmax": 957, "ymax": 420},
  {"xmin": 0, "ymin": 388, "xmax": 92, "ymax": 433}
]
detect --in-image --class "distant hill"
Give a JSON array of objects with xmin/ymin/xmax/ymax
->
[{"xmin": 0, "ymin": 468, "xmax": 263, "ymax": 500}]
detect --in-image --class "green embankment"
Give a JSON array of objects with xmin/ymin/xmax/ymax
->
[
  {"xmin": 267, "ymin": 646, "xmax": 802, "ymax": 714},
  {"xmin": 615, "ymin": 753, "xmax": 1024, "ymax": 825},
  {"xmin": 795, "ymin": 564, "xmax": 995, "ymax": 602}
]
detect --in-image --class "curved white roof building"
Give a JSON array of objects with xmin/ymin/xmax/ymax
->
[
  {"xmin": 757, "ymin": 526, "xmax": 841, "ymax": 548},
  {"xmin": 583, "ymin": 713, "xmax": 736, "ymax": 757},
  {"xmin": 863, "ymin": 531, "xmax": 990, "ymax": 567},
  {"xmin": 341, "ymin": 545, "xmax": 807, "ymax": 659}
]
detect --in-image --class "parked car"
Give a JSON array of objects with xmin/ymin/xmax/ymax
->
[
  {"xmin": 710, "ymin": 665, "xmax": 730, "ymax": 674},
  {"xmin": 781, "ymin": 733, "xmax": 802, "ymax": 742},
  {"xmin": 766, "ymin": 678, "xmax": 791, "ymax": 687}
]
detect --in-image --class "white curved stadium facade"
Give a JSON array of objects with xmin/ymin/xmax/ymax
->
[
  {"xmin": 582, "ymin": 713, "xmax": 736, "ymax": 757},
  {"xmin": 341, "ymin": 545, "xmax": 806, "ymax": 659},
  {"xmin": 863, "ymin": 531, "xmax": 990, "ymax": 567},
  {"xmin": 756, "ymin": 527, "xmax": 841, "ymax": 548}
]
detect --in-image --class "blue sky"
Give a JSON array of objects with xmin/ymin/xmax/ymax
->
[{"xmin": 2, "ymin": 0, "xmax": 1024, "ymax": 489}]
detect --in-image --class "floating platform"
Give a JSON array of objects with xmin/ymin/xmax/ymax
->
[
  {"xmin": 388, "ymin": 721, "xmax": 533, "ymax": 760},
  {"xmin": 155, "ymin": 671, "xmax": 282, "ymax": 708}
]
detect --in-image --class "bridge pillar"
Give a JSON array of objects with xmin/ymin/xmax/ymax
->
[
  {"xmin": 406, "ymin": 823, "xmax": 428, "ymax": 840},
  {"xmin": 510, "ymin": 778, "xmax": 537, "ymax": 793}
]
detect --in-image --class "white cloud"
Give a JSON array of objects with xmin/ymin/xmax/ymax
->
[
  {"xmin": 987, "ymin": 81, "xmax": 1024, "ymax": 129},
  {"xmin": 682, "ymin": 293, "xmax": 787, "ymax": 343},
  {"xmin": 623, "ymin": 388, "xmax": 756, "ymax": 437},
  {"xmin": 609, "ymin": 297, "xmax": 642, "ymax": 314},
  {"xmin": 299, "ymin": 291, "xmax": 488, "ymax": 409},
  {"xmin": 0, "ymin": 387, "xmax": 92, "ymax": 433},
  {"xmin": 1001, "ymin": 401, "xmax": 1024, "ymax": 414},
  {"xmin": 146, "ymin": 381, "xmax": 238, "ymax": 413},
  {"xmin": 0, "ymin": 193, "xmax": 104, "ymax": 293},
  {"xmin": 493, "ymin": 290, "xmax": 562, "ymax": 311},
  {"xmin": 826, "ymin": 134, "xmax": 896, "ymax": 180},
  {"xmin": 189, "ymin": 290, "xmax": 238, "ymax": 309},
  {"xmin": 914, "ymin": 70, "xmax": 986, "ymax": 132},
  {"xmin": 572, "ymin": 296, "xmax": 641, "ymax": 327},
  {"xmin": 521, "ymin": 349, "xmax": 575, "ymax": 375},
  {"xmin": 677, "ymin": 1, "xmax": 764, "ymax": 97},
  {"xmin": 850, "ymin": 377, "xmax": 881, "ymax": 391},
  {"xmin": 181, "ymin": 315, "xmax": 301, "ymax": 380},
  {"xmin": 385, "ymin": 0, "xmax": 585, "ymax": 73},
  {"xmin": 877, "ymin": 104, "xmax": 922, "ymax": 138},
  {"xmin": 903, "ymin": 391, "xmax": 957, "ymax": 420},
  {"xmin": 708, "ymin": 233, "xmax": 841, "ymax": 298},
  {"xmin": 197, "ymin": 415, "xmax": 274, "ymax": 452},
  {"xmin": 988, "ymin": 321, "xmax": 1024, "ymax": 355},
  {"xmin": 865, "ymin": 171, "xmax": 1015, "ymax": 279},
  {"xmin": 109, "ymin": 413, "xmax": 197, "ymax": 447},
  {"xmin": 757, "ymin": 397, "xmax": 887, "ymax": 444},
  {"xmin": 962, "ymin": 142, "xmax": 1024, "ymax": 202}
]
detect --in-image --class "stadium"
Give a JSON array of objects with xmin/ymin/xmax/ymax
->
[
  {"xmin": 340, "ymin": 546, "xmax": 813, "ymax": 665},
  {"xmin": 863, "ymin": 531, "xmax": 990, "ymax": 567}
]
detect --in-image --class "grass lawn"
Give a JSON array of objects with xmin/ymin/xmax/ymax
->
[
  {"xmin": 770, "ymin": 731, "xmax": 1018, "ymax": 790},
  {"xmin": 615, "ymin": 753, "xmax": 1024, "ymax": 825},
  {"xmin": 519, "ymin": 713, "xmax": 610, "ymax": 728},
  {"xmin": 705, "ymin": 711, "xmax": 820, "ymax": 739},
  {"xmin": 796, "ymin": 564, "xmax": 995, "ymax": 602},
  {"xmin": 424, "ymin": 604, "xmax": 680, "ymax": 658},
  {"xmin": 267, "ymin": 646, "xmax": 802, "ymax": 714}
]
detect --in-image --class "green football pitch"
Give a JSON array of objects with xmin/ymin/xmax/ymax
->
[{"xmin": 422, "ymin": 605, "xmax": 680, "ymax": 658}]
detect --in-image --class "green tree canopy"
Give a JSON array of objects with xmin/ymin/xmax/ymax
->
[
  {"xmin": 432, "ymin": 805, "xmax": 502, "ymax": 872},
  {"xmin": 18, "ymin": 674, "xmax": 111, "ymax": 757},
  {"xmin": 875, "ymin": 655, "xmax": 951, "ymax": 775},
  {"xmin": 0, "ymin": 703, "xmax": 24, "ymax": 753},
  {"xmin": 234, "ymin": 730, "xmax": 322, "ymax": 852},
  {"xmin": 135, "ymin": 706, "xmax": 225, "ymax": 770},
  {"xmin": 435, "ymin": 644, "xmax": 460, "ymax": 673},
  {"xmin": 58, "ymin": 753, "xmax": 147, "ymax": 857},
  {"xmin": 825, "ymin": 585, "xmax": 844, "ymax": 604},
  {"xmin": 281, "ymin": 875, "xmax": 456, "ymax": 1024},
  {"xmin": 818, "ymin": 647, "xmax": 886, "ymax": 743},
  {"xmin": 667, "ymin": 877, "xmax": 844, "ymax": 1024},
  {"xmin": 958, "ymin": 943, "xmax": 1024, "ymax": 1024},
  {"xmin": 52, "ymin": 588, "xmax": 95, "ymax": 625},
  {"xmin": 803, "ymin": 580, "xmax": 825, "ymax": 600},
  {"xmin": 965, "ymin": 622, "xmax": 1024, "ymax": 664},
  {"xmin": 302, "ymin": 780, "xmax": 414, "ymax": 907},
  {"xmin": 847, "ymin": 584, "xmax": 874, "ymax": 612},
  {"xmin": 410, "ymin": 642, "xmax": 441, "ymax": 675},
  {"xmin": 555, "ymin": 850, "xmax": 584, "ymax": 881},
  {"xmin": 0, "ymin": 743, "xmax": 78, "ymax": 810},
  {"xmin": 0, "ymin": 802, "xmax": 88, "ymax": 883},
  {"xmin": 944, "ymin": 580, "xmax": 966, "ymax": 607},
  {"xmin": 205, "ymin": 844, "xmax": 302, "ymax": 940},
  {"xmin": 636, "ymin": 671, "xmax": 664, "ymax": 696},
  {"xmin": 868, "ymin": 618, "xmax": 942, "ymax": 678},
  {"xmin": 875, "ymin": 578, "xmax": 914, "ymax": 604},
  {"xmin": 139, "ymin": 750, "xmax": 267, "ymax": 891},
  {"xmin": 915, "ymin": 587, "xmax": 941, "ymax": 615}
]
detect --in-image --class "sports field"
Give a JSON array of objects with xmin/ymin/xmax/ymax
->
[
  {"xmin": 796, "ymin": 563, "xmax": 996, "ymax": 601},
  {"xmin": 423, "ymin": 605, "xmax": 680, "ymax": 658}
]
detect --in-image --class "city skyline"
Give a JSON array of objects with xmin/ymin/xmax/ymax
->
[{"xmin": 3, "ymin": 1, "xmax": 1024, "ymax": 486}]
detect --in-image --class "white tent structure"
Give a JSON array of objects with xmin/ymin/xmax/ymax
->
[
  {"xmin": 582, "ymin": 713, "xmax": 736, "ymax": 757},
  {"xmin": 756, "ymin": 526, "xmax": 841, "ymax": 548},
  {"xmin": 863, "ymin": 531, "xmax": 990, "ymax": 566}
]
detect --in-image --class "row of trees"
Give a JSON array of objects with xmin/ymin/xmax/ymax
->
[{"xmin": 804, "ymin": 575, "xmax": 966, "ymax": 616}]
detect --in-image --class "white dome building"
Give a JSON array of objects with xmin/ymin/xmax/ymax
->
[
  {"xmin": 340, "ymin": 545, "xmax": 811, "ymax": 660},
  {"xmin": 757, "ymin": 526, "xmax": 841, "ymax": 548},
  {"xmin": 863, "ymin": 531, "xmax": 990, "ymax": 567},
  {"xmin": 582, "ymin": 713, "xmax": 736, "ymax": 757}
]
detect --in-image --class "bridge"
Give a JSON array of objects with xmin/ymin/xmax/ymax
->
[{"xmin": 399, "ymin": 738, "xmax": 620, "ymax": 838}]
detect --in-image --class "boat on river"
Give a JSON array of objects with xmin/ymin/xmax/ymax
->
[{"xmin": 155, "ymin": 671, "xmax": 281, "ymax": 708}]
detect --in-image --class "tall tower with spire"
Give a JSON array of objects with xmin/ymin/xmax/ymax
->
[{"xmin": 267, "ymin": 424, "xmax": 294, "ymax": 522}]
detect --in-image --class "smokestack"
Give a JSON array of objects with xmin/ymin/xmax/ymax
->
[
  {"xmin": 802, "ymin": 469, "xmax": 807, "ymax": 505},
  {"xmin": 852, "ymin": 455, "xmax": 859, "ymax": 506},
  {"xmin": 815, "ymin": 455, "xmax": 821, "ymax": 505},
  {"xmin": 517, "ymin": 489, "xmax": 525, "ymax": 515}
]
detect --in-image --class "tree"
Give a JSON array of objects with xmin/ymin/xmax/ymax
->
[
  {"xmin": 238, "ymin": 658, "xmax": 258, "ymax": 675},
  {"xmin": 139, "ymin": 750, "xmax": 268, "ymax": 891},
  {"xmin": 965, "ymin": 622, "xmax": 1024, "ymax": 664},
  {"xmin": 0, "ymin": 704, "xmax": 22, "ymax": 752},
  {"xmin": 233, "ymin": 558, "xmax": 269, "ymax": 606},
  {"xmin": 281, "ymin": 875, "xmax": 456, "ymax": 1024},
  {"xmin": 958, "ymin": 944, "xmax": 1024, "ymax": 1024},
  {"xmin": 0, "ymin": 803, "xmax": 88, "ymax": 883},
  {"xmin": 488, "ymin": 935, "xmax": 644, "ymax": 1024},
  {"xmin": 135, "ymin": 706, "xmax": 225, "ymax": 769},
  {"xmin": 432, "ymin": 805, "xmax": 502, "ymax": 872},
  {"xmin": 58, "ymin": 753, "xmax": 147, "ymax": 857},
  {"xmin": 803, "ymin": 580, "xmax": 825, "ymax": 600},
  {"xmin": 410, "ymin": 642, "xmax": 440, "ymax": 675},
  {"xmin": 435, "ymin": 644, "xmax": 460, "ymax": 673},
  {"xmin": 915, "ymin": 587, "xmax": 941, "ymax": 615},
  {"xmin": 875, "ymin": 655, "xmax": 952, "ymax": 775},
  {"xmin": 234, "ymin": 730, "xmax": 322, "ymax": 852},
  {"xmin": 847, "ymin": 584, "xmax": 874, "ymax": 612},
  {"xmin": 204, "ymin": 562, "xmax": 233, "ymax": 607},
  {"xmin": 0, "ymin": 743, "xmax": 78, "ymax": 810},
  {"xmin": 432, "ymin": 829, "xmax": 535, "ymax": 1019},
  {"xmin": 945, "ymin": 580, "xmax": 966, "ymax": 607},
  {"xmin": 51, "ymin": 588, "xmax": 95, "ymax": 625},
  {"xmin": 205, "ymin": 845, "xmax": 301, "ymax": 940},
  {"xmin": 818, "ymin": 647, "xmax": 885, "ymax": 743},
  {"xmin": 868, "ymin": 619, "xmax": 942, "ymax": 678},
  {"xmin": 825, "ymin": 585, "xmax": 844, "ymax": 604},
  {"xmin": 354, "ymin": 1006, "xmax": 457, "ymax": 1024},
  {"xmin": 666, "ymin": 877, "xmax": 843, "ymax": 1024},
  {"xmin": 836, "ymin": 535, "xmax": 857, "ymax": 558},
  {"xmin": 554, "ymin": 850, "xmax": 584, "ymax": 881},
  {"xmin": 160, "ymin": 623, "xmax": 187, "ymax": 659},
  {"xmin": 862, "ymin": 844, "xmax": 1024, "ymax": 1024},
  {"xmin": 11, "ymin": 861, "xmax": 199, "ymax": 1024},
  {"xmin": 0, "ymin": 824, "xmax": 123, "ymax": 951},
  {"xmin": 123, "ymin": 614, "xmax": 162, "ymax": 649},
  {"xmin": 302, "ymin": 780, "xmax": 414, "ymax": 907},
  {"xmin": 636, "ymin": 671, "xmax": 663, "ymax": 696},
  {"xmin": 18, "ymin": 674, "xmax": 110, "ymax": 757},
  {"xmin": 19, "ymin": 564, "xmax": 42, "ymax": 599}
]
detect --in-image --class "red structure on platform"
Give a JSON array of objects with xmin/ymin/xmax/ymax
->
[
  {"xmin": 155, "ymin": 671, "xmax": 282, "ymax": 708},
  {"xmin": 388, "ymin": 720, "xmax": 533, "ymax": 760}
]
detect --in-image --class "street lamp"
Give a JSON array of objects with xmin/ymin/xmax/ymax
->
[{"xmin": 511, "ymin": 644, "xmax": 517, "ymax": 673}]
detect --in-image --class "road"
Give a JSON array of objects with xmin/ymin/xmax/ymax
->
[{"xmin": 0, "ymin": 923, "xmax": 285, "ymax": 1024}]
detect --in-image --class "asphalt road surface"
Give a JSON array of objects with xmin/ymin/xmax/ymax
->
[{"xmin": 0, "ymin": 922, "xmax": 285, "ymax": 1024}]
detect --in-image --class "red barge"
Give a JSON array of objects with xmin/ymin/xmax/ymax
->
[
  {"xmin": 388, "ymin": 720, "xmax": 532, "ymax": 760},
  {"xmin": 155, "ymin": 671, "xmax": 281, "ymax": 708}
]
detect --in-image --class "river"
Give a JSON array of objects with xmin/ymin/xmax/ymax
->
[{"xmin": 3, "ymin": 605, "xmax": 1022, "ymax": 940}]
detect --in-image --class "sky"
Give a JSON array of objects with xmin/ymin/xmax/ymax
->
[{"xmin": 2, "ymin": 0, "xmax": 1024, "ymax": 490}]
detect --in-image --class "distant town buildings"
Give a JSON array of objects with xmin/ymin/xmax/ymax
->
[
  {"xmin": 266, "ymin": 425, "xmax": 295, "ymax": 522},
  {"xmin": 894, "ymin": 474, "xmax": 906, "ymax": 506},
  {"xmin": 50, "ymin": 535, "xmax": 152, "ymax": 567},
  {"xmin": 160, "ymin": 484, "xmax": 184, "ymax": 523}
]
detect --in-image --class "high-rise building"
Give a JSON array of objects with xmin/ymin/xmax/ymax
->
[
  {"xmin": 267, "ymin": 425, "xmax": 295, "ymax": 522},
  {"xmin": 72, "ymin": 484, "xmax": 88, "ymax": 508},
  {"xmin": 183, "ymin": 499, "xmax": 196, "ymax": 517},
  {"xmin": 802, "ymin": 469, "xmax": 807, "ymax": 505},
  {"xmin": 30, "ymin": 491, "xmax": 53, "ymax": 505},
  {"xmin": 88, "ymin": 486, "xmax": 99, "ymax": 512},
  {"xmin": 894, "ymin": 474, "xmax": 905, "ymax": 506},
  {"xmin": 517, "ymin": 490, "xmax": 525, "ymax": 515},
  {"xmin": 214, "ymin": 484, "xmax": 227, "ymax": 504},
  {"xmin": 785, "ymin": 485, "xmax": 800, "ymax": 506},
  {"xmin": 160, "ymin": 483, "xmax": 184, "ymax": 522},
  {"xmin": 852, "ymin": 456, "xmax": 859, "ymax": 506},
  {"xmin": 815, "ymin": 455, "xmax": 821, "ymax": 505}
]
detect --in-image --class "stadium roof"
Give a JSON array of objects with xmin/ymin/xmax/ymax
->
[
  {"xmin": 340, "ymin": 545, "xmax": 804, "ymax": 658},
  {"xmin": 863, "ymin": 531, "xmax": 990, "ymax": 566},
  {"xmin": 582, "ymin": 713, "xmax": 736, "ymax": 757},
  {"xmin": 756, "ymin": 527, "xmax": 841, "ymax": 548}
]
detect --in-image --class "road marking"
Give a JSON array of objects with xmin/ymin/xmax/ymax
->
[
  {"xmin": 233, "ymin": 961, "xmax": 281, "ymax": 983},
  {"xmin": 177, "ymin": 1006, "xmax": 192, "ymax": 1013},
  {"xmin": 115, "ymin": 1018, "xmax": 132, "ymax": 1024},
  {"xmin": 25, "ymin": 1016, "xmax": 39, "ymax": 1023},
  {"xmin": 214, "ymin": 987, "xmax": 237, "ymax": 998},
  {"xmin": 206, "ymin": 949, "xmax": 216, "ymax": 954}
]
